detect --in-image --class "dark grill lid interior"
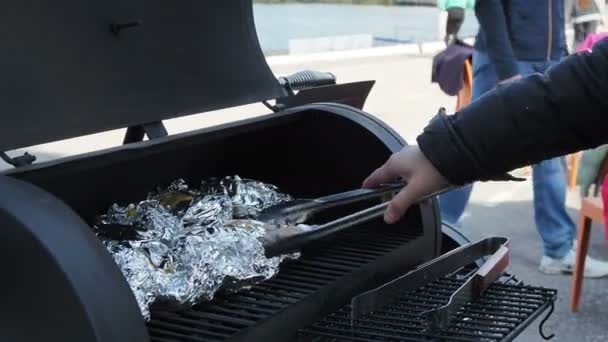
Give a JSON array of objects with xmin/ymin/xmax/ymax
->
[{"xmin": 0, "ymin": 0, "xmax": 284, "ymax": 151}]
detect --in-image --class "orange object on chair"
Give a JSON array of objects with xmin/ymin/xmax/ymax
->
[
  {"xmin": 456, "ymin": 58, "xmax": 473, "ymax": 111},
  {"xmin": 567, "ymin": 152, "xmax": 582, "ymax": 191},
  {"xmin": 570, "ymin": 153, "xmax": 608, "ymax": 312}
]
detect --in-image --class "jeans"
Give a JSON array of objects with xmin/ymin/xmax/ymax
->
[
  {"xmin": 445, "ymin": 7, "xmax": 465, "ymax": 43},
  {"xmin": 438, "ymin": 51, "xmax": 576, "ymax": 259}
]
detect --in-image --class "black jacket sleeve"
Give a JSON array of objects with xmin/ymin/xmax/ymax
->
[
  {"xmin": 416, "ymin": 38, "xmax": 608, "ymax": 186},
  {"xmin": 475, "ymin": 0, "xmax": 519, "ymax": 80}
]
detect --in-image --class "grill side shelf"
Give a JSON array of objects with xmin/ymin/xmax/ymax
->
[
  {"xmin": 298, "ymin": 270, "xmax": 558, "ymax": 342},
  {"xmin": 421, "ymin": 243, "xmax": 510, "ymax": 332},
  {"xmin": 350, "ymin": 236, "xmax": 509, "ymax": 321}
]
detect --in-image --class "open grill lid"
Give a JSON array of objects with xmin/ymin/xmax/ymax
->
[{"xmin": 0, "ymin": 0, "xmax": 285, "ymax": 152}]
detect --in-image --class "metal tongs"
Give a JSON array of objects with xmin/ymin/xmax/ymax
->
[
  {"xmin": 258, "ymin": 182, "xmax": 453, "ymax": 257},
  {"xmin": 350, "ymin": 236, "xmax": 510, "ymax": 331}
]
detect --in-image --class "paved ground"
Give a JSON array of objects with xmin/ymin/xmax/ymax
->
[{"xmin": 3, "ymin": 54, "xmax": 608, "ymax": 341}]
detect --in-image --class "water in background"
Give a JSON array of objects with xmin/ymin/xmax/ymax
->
[{"xmin": 253, "ymin": 4, "xmax": 479, "ymax": 53}]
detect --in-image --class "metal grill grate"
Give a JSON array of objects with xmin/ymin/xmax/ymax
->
[
  {"xmin": 298, "ymin": 269, "xmax": 557, "ymax": 342},
  {"xmin": 147, "ymin": 222, "xmax": 426, "ymax": 342}
]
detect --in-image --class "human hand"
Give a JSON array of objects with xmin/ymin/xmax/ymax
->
[
  {"xmin": 362, "ymin": 145, "xmax": 450, "ymax": 224},
  {"xmin": 498, "ymin": 74, "xmax": 522, "ymax": 85}
]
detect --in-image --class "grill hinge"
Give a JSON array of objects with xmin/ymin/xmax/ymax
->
[
  {"xmin": 123, "ymin": 121, "xmax": 168, "ymax": 144},
  {"xmin": 0, "ymin": 151, "xmax": 36, "ymax": 167}
]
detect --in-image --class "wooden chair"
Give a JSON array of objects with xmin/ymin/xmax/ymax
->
[
  {"xmin": 570, "ymin": 152, "xmax": 608, "ymax": 312},
  {"xmin": 567, "ymin": 152, "xmax": 582, "ymax": 191}
]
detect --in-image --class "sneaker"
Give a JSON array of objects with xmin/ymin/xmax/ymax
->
[{"xmin": 539, "ymin": 249, "xmax": 608, "ymax": 278}]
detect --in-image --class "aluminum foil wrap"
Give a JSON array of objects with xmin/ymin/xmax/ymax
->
[{"xmin": 94, "ymin": 176, "xmax": 297, "ymax": 320}]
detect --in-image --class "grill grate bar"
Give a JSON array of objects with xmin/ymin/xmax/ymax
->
[
  {"xmin": 322, "ymin": 247, "xmax": 381, "ymax": 261},
  {"xmin": 299, "ymin": 259, "xmax": 356, "ymax": 273},
  {"xmin": 319, "ymin": 253, "xmax": 378, "ymax": 265},
  {"xmin": 174, "ymin": 310, "xmax": 255, "ymax": 328},
  {"xmin": 282, "ymin": 268, "xmax": 341, "ymax": 282},
  {"xmin": 148, "ymin": 325, "xmax": 223, "ymax": 342},
  {"xmin": 459, "ymin": 308, "xmax": 528, "ymax": 322},
  {"xmin": 252, "ymin": 282, "xmax": 313, "ymax": 297},
  {"xmin": 273, "ymin": 273, "xmax": 332, "ymax": 287},
  {"xmin": 319, "ymin": 314, "xmax": 506, "ymax": 340},
  {"xmin": 150, "ymin": 337, "xmax": 184, "ymax": 342},
  {"xmin": 152, "ymin": 312, "xmax": 240, "ymax": 334},
  {"xmin": 337, "ymin": 241, "xmax": 398, "ymax": 253},
  {"xmin": 206, "ymin": 302, "xmax": 276, "ymax": 316},
  {"xmin": 470, "ymin": 301, "xmax": 535, "ymax": 315},
  {"xmin": 216, "ymin": 294, "xmax": 287, "ymax": 310},
  {"xmin": 452, "ymin": 319, "xmax": 514, "ymax": 332},
  {"xmin": 323, "ymin": 245, "xmax": 385, "ymax": 258},
  {"xmin": 284, "ymin": 263, "xmax": 347, "ymax": 277},
  {"xmin": 149, "ymin": 320, "xmax": 233, "ymax": 339},
  {"xmin": 326, "ymin": 314, "xmax": 423, "ymax": 330},
  {"xmin": 306, "ymin": 255, "xmax": 364, "ymax": 268},
  {"xmin": 200, "ymin": 305, "xmax": 269, "ymax": 321},
  {"xmin": 298, "ymin": 328, "xmax": 427, "ymax": 342},
  {"xmin": 301, "ymin": 323, "xmax": 483, "ymax": 342},
  {"xmin": 262, "ymin": 277, "xmax": 322, "ymax": 291},
  {"xmin": 481, "ymin": 294, "xmax": 548, "ymax": 307},
  {"xmin": 327, "ymin": 241, "xmax": 395, "ymax": 254},
  {"xmin": 211, "ymin": 296, "xmax": 282, "ymax": 312},
  {"xmin": 349, "ymin": 310, "xmax": 425, "ymax": 323},
  {"xmin": 243, "ymin": 289, "xmax": 302, "ymax": 304}
]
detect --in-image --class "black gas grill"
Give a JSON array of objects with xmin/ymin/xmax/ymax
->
[{"xmin": 0, "ymin": 1, "xmax": 556, "ymax": 341}]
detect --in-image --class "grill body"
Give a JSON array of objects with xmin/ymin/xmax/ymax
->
[{"xmin": 1, "ymin": 104, "xmax": 441, "ymax": 342}]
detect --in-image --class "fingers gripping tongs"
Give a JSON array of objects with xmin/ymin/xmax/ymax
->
[{"xmin": 257, "ymin": 183, "xmax": 452, "ymax": 257}]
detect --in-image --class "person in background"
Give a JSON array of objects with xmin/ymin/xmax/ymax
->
[
  {"xmin": 436, "ymin": 0, "xmax": 608, "ymax": 278},
  {"xmin": 363, "ymin": 37, "xmax": 608, "ymax": 278},
  {"xmin": 438, "ymin": 0, "xmax": 475, "ymax": 45},
  {"xmin": 568, "ymin": 0, "xmax": 605, "ymax": 50}
]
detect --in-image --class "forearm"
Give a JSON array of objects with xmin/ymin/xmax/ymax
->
[{"xmin": 417, "ymin": 40, "xmax": 608, "ymax": 185}]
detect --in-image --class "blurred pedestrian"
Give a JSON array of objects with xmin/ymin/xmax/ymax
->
[
  {"xmin": 438, "ymin": 0, "xmax": 475, "ymax": 45},
  {"xmin": 437, "ymin": 0, "xmax": 608, "ymax": 277},
  {"xmin": 569, "ymin": 0, "xmax": 604, "ymax": 50}
]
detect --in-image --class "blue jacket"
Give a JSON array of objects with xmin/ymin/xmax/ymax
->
[{"xmin": 474, "ymin": 0, "xmax": 569, "ymax": 80}]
